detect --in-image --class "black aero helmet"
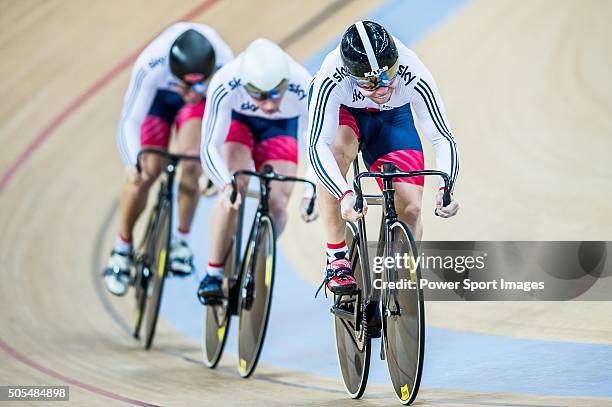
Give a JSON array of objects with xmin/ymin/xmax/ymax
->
[
  {"xmin": 169, "ymin": 29, "xmax": 216, "ymax": 82},
  {"xmin": 340, "ymin": 21, "xmax": 398, "ymax": 78}
]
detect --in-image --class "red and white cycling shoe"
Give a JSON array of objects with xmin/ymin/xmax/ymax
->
[{"xmin": 316, "ymin": 256, "xmax": 358, "ymax": 297}]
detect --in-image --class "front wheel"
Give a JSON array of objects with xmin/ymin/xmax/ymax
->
[
  {"xmin": 333, "ymin": 221, "xmax": 371, "ymax": 399},
  {"xmin": 132, "ymin": 207, "xmax": 159, "ymax": 340},
  {"xmin": 382, "ymin": 220, "xmax": 424, "ymax": 405},
  {"xmin": 143, "ymin": 200, "xmax": 171, "ymax": 350},
  {"xmin": 237, "ymin": 215, "xmax": 276, "ymax": 378}
]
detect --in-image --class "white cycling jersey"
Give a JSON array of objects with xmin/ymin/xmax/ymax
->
[
  {"xmin": 200, "ymin": 53, "xmax": 316, "ymax": 195},
  {"xmin": 308, "ymin": 36, "xmax": 459, "ymax": 199},
  {"xmin": 117, "ymin": 22, "xmax": 233, "ymax": 167}
]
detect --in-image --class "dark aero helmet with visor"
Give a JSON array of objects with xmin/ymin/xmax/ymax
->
[
  {"xmin": 169, "ymin": 29, "xmax": 216, "ymax": 85},
  {"xmin": 340, "ymin": 21, "xmax": 399, "ymax": 89}
]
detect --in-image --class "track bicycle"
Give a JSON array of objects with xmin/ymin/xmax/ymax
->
[
  {"xmin": 202, "ymin": 165, "xmax": 316, "ymax": 377},
  {"xmin": 332, "ymin": 160, "xmax": 451, "ymax": 405},
  {"xmin": 131, "ymin": 148, "xmax": 200, "ymax": 350}
]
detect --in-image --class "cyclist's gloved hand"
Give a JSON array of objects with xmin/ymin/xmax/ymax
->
[
  {"xmin": 340, "ymin": 191, "xmax": 367, "ymax": 222},
  {"xmin": 435, "ymin": 188, "xmax": 459, "ymax": 218},
  {"xmin": 220, "ymin": 183, "xmax": 241, "ymax": 210},
  {"xmin": 300, "ymin": 197, "xmax": 318, "ymax": 223}
]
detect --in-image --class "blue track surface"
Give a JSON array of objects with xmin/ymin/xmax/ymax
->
[{"xmin": 161, "ymin": 0, "xmax": 612, "ymax": 397}]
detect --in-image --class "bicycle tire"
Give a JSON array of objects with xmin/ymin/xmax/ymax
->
[
  {"xmin": 381, "ymin": 220, "xmax": 424, "ymax": 405},
  {"xmin": 333, "ymin": 221, "xmax": 371, "ymax": 399},
  {"xmin": 132, "ymin": 207, "xmax": 158, "ymax": 339},
  {"xmin": 202, "ymin": 237, "xmax": 236, "ymax": 368},
  {"xmin": 143, "ymin": 199, "xmax": 171, "ymax": 350},
  {"xmin": 237, "ymin": 215, "xmax": 276, "ymax": 378}
]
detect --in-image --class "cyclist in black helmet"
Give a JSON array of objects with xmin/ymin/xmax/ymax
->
[
  {"xmin": 103, "ymin": 22, "xmax": 233, "ymax": 296},
  {"xmin": 308, "ymin": 21, "xmax": 460, "ymax": 294}
]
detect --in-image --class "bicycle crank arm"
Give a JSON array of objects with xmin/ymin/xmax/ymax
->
[{"xmin": 330, "ymin": 306, "xmax": 354, "ymax": 321}]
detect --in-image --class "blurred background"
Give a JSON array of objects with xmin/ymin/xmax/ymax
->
[{"xmin": 1, "ymin": 0, "xmax": 611, "ymax": 405}]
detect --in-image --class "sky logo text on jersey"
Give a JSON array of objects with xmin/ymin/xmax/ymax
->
[
  {"xmin": 333, "ymin": 67, "xmax": 350, "ymax": 83},
  {"xmin": 352, "ymin": 89, "xmax": 366, "ymax": 103},
  {"xmin": 228, "ymin": 77, "xmax": 242, "ymax": 90},
  {"xmin": 148, "ymin": 57, "xmax": 165, "ymax": 69},
  {"xmin": 397, "ymin": 65, "xmax": 417, "ymax": 86},
  {"xmin": 241, "ymin": 101, "xmax": 258, "ymax": 112},
  {"xmin": 288, "ymin": 83, "xmax": 307, "ymax": 100}
]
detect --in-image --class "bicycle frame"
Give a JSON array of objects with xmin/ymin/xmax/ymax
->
[
  {"xmin": 135, "ymin": 148, "xmax": 200, "ymax": 263},
  {"xmin": 339, "ymin": 160, "xmax": 451, "ymax": 329},
  {"xmin": 133, "ymin": 148, "xmax": 200, "ymax": 348},
  {"xmin": 225, "ymin": 165, "xmax": 317, "ymax": 311},
  {"xmin": 136, "ymin": 148, "xmax": 201, "ymax": 204},
  {"xmin": 331, "ymin": 160, "xmax": 451, "ymax": 403}
]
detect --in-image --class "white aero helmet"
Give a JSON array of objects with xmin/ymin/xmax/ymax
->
[{"xmin": 240, "ymin": 38, "xmax": 289, "ymax": 91}]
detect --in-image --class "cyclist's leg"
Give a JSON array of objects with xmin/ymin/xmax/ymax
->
[
  {"xmin": 118, "ymin": 90, "xmax": 183, "ymax": 241},
  {"xmin": 393, "ymin": 183, "xmax": 424, "ymax": 240},
  {"xmin": 317, "ymin": 107, "xmax": 360, "ymax": 293},
  {"xmin": 199, "ymin": 141, "xmax": 251, "ymax": 298},
  {"xmin": 361, "ymin": 104, "xmax": 425, "ymax": 239},
  {"xmin": 118, "ymin": 151, "xmax": 165, "ymax": 242},
  {"xmin": 174, "ymin": 101, "xmax": 204, "ymax": 236},
  {"xmin": 105, "ymin": 90, "xmax": 174, "ymax": 295},
  {"xmin": 259, "ymin": 159, "xmax": 297, "ymax": 234},
  {"xmin": 199, "ymin": 118, "xmax": 254, "ymax": 299},
  {"xmin": 207, "ymin": 141, "xmax": 252, "ymax": 263},
  {"xmin": 318, "ymin": 124, "xmax": 359, "ymax": 246},
  {"xmin": 252, "ymin": 123, "xmax": 300, "ymax": 234}
]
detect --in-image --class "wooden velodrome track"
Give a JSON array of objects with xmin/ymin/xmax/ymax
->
[{"xmin": 1, "ymin": 0, "xmax": 611, "ymax": 405}]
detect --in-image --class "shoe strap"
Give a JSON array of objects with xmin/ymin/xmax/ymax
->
[{"xmin": 315, "ymin": 265, "xmax": 353, "ymax": 299}]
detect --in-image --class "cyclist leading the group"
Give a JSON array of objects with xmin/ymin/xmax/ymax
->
[
  {"xmin": 198, "ymin": 39, "xmax": 317, "ymax": 302},
  {"xmin": 104, "ymin": 22, "xmax": 233, "ymax": 296},
  {"xmin": 308, "ymin": 21, "xmax": 460, "ymax": 294}
]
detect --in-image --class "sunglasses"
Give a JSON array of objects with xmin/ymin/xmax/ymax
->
[
  {"xmin": 350, "ymin": 61, "xmax": 399, "ymax": 90},
  {"xmin": 244, "ymin": 79, "xmax": 288, "ymax": 101}
]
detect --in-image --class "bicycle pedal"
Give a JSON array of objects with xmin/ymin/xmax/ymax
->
[
  {"xmin": 168, "ymin": 270, "xmax": 194, "ymax": 278},
  {"xmin": 202, "ymin": 297, "xmax": 224, "ymax": 306},
  {"xmin": 331, "ymin": 287, "xmax": 359, "ymax": 296}
]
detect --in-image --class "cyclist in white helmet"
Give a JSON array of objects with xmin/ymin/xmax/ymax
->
[{"xmin": 198, "ymin": 38, "xmax": 317, "ymax": 301}]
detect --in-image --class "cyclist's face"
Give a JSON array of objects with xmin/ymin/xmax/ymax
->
[
  {"xmin": 358, "ymin": 77, "xmax": 398, "ymax": 105},
  {"xmin": 245, "ymin": 80, "xmax": 287, "ymax": 114},
  {"xmin": 253, "ymin": 96, "xmax": 283, "ymax": 114},
  {"xmin": 176, "ymin": 82, "xmax": 205, "ymax": 104}
]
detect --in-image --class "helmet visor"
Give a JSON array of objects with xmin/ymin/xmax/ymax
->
[
  {"xmin": 244, "ymin": 79, "xmax": 288, "ymax": 101},
  {"xmin": 350, "ymin": 60, "xmax": 399, "ymax": 90}
]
